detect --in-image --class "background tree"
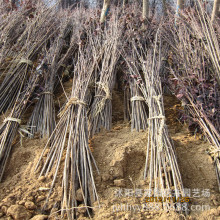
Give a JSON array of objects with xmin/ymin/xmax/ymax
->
[
  {"xmin": 143, "ymin": 0, "xmax": 149, "ymax": 19},
  {"xmin": 175, "ymin": 0, "xmax": 184, "ymax": 24},
  {"xmin": 211, "ymin": 0, "xmax": 220, "ymax": 22},
  {"xmin": 123, "ymin": 0, "xmax": 128, "ymax": 9},
  {"xmin": 176, "ymin": 0, "xmax": 184, "ymax": 13},
  {"xmin": 100, "ymin": 0, "xmax": 110, "ymax": 23},
  {"xmin": 60, "ymin": 0, "xmax": 80, "ymax": 9},
  {"xmin": 162, "ymin": 0, "xmax": 167, "ymax": 16}
]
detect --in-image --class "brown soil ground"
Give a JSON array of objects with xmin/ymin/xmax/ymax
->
[{"xmin": 0, "ymin": 85, "xmax": 219, "ymax": 220}]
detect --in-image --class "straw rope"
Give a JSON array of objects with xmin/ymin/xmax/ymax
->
[
  {"xmin": 210, "ymin": 149, "xmax": 220, "ymax": 160},
  {"xmin": 96, "ymin": 82, "xmax": 112, "ymax": 100},
  {"xmin": 16, "ymin": 58, "xmax": 33, "ymax": 66},
  {"xmin": 58, "ymin": 97, "xmax": 86, "ymax": 118},
  {"xmin": 130, "ymin": 96, "xmax": 145, "ymax": 102},
  {"xmin": 148, "ymin": 115, "xmax": 165, "ymax": 120},
  {"xmin": 153, "ymin": 94, "xmax": 162, "ymax": 102},
  {"xmin": 4, "ymin": 117, "xmax": 21, "ymax": 124},
  {"xmin": 147, "ymin": 95, "xmax": 165, "ymax": 152},
  {"xmin": 94, "ymin": 82, "xmax": 112, "ymax": 117},
  {"xmin": 42, "ymin": 91, "xmax": 54, "ymax": 96}
]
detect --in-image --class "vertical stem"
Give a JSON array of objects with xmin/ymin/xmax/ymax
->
[
  {"xmin": 211, "ymin": 0, "xmax": 220, "ymax": 23},
  {"xmin": 123, "ymin": 0, "xmax": 128, "ymax": 9},
  {"xmin": 143, "ymin": 0, "xmax": 149, "ymax": 19},
  {"xmin": 176, "ymin": 0, "xmax": 184, "ymax": 15},
  {"xmin": 162, "ymin": 0, "xmax": 167, "ymax": 17},
  {"xmin": 175, "ymin": 0, "xmax": 184, "ymax": 24}
]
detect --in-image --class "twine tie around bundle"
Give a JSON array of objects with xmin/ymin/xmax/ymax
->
[
  {"xmin": 94, "ymin": 82, "xmax": 112, "ymax": 117},
  {"xmin": 148, "ymin": 115, "xmax": 165, "ymax": 120},
  {"xmin": 210, "ymin": 149, "xmax": 220, "ymax": 160},
  {"xmin": 130, "ymin": 96, "xmax": 145, "ymax": 102},
  {"xmin": 4, "ymin": 117, "xmax": 21, "ymax": 124},
  {"xmin": 18, "ymin": 58, "xmax": 33, "ymax": 66},
  {"xmin": 147, "ymin": 94, "xmax": 165, "ymax": 152},
  {"xmin": 58, "ymin": 97, "xmax": 86, "ymax": 118},
  {"xmin": 96, "ymin": 82, "xmax": 112, "ymax": 100},
  {"xmin": 42, "ymin": 91, "xmax": 54, "ymax": 96}
]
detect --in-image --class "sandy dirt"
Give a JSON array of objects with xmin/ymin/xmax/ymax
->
[{"xmin": 0, "ymin": 88, "xmax": 219, "ymax": 220}]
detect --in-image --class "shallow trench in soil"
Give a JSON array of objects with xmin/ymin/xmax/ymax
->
[{"xmin": 0, "ymin": 85, "xmax": 219, "ymax": 220}]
